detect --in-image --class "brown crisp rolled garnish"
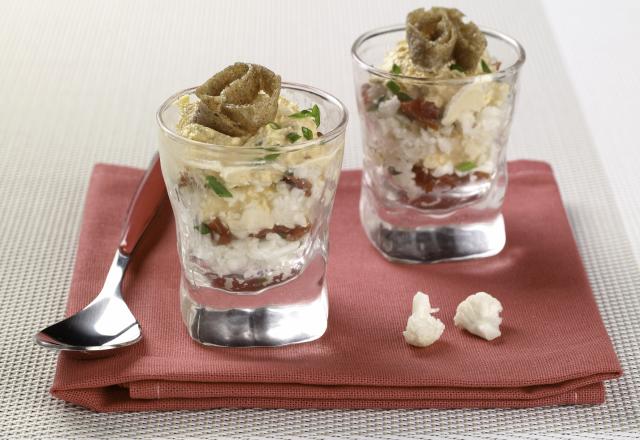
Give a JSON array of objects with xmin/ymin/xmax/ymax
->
[
  {"xmin": 406, "ymin": 8, "xmax": 487, "ymax": 72},
  {"xmin": 193, "ymin": 63, "xmax": 281, "ymax": 137},
  {"xmin": 453, "ymin": 16, "xmax": 487, "ymax": 70},
  {"xmin": 406, "ymin": 8, "xmax": 457, "ymax": 70}
]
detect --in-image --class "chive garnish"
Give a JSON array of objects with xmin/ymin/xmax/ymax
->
[
  {"xmin": 301, "ymin": 126, "xmax": 313, "ymax": 140},
  {"xmin": 311, "ymin": 104, "xmax": 320, "ymax": 127},
  {"xmin": 289, "ymin": 104, "xmax": 321, "ymax": 127},
  {"xmin": 257, "ymin": 147, "xmax": 280, "ymax": 162},
  {"xmin": 391, "ymin": 63, "xmax": 402, "ymax": 74},
  {"xmin": 481, "ymin": 59, "xmax": 491, "ymax": 74},
  {"xmin": 455, "ymin": 161, "xmax": 477, "ymax": 172},
  {"xmin": 196, "ymin": 222, "xmax": 211, "ymax": 234},
  {"xmin": 205, "ymin": 175, "xmax": 232, "ymax": 198},
  {"xmin": 286, "ymin": 132, "xmax": 301, "ymax": 143},
  {"xmin": 449, "ymin": 63, "xmax": 464, "ymax": 72},
  {"xmin": 264, "ymin": 153, "xmax": 280, "ymax": 161},
  {"xmin": 289, "ymin": 110, "xmax": 309, "ymax": 119},
  {"xmin": 268, "ymin": 122, "xmax": 281, "ymax": 129},
  {"xmin": 386, "ymin": 80, "xmax": 412, "ymax": 102},
  {"xmin": 386, "ymin": 80, "xmax": 401, "ymax": 94}
]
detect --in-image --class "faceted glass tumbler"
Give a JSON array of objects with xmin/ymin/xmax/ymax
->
[
  {"xmin": 351, "ymin": 26, "xmax": 525, "ymax": 263},
  {"xmin": 156, "ymin": 83, "xmax": 347, "ymax": 346}
]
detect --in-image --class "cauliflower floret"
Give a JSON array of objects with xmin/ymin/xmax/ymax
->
[
  {"xmin": 378, "ymin": 96, "xmax": 401, "ymax": 117},
  {"xmin": 454, "ymin": 292, "xmax": 503, "ymax": 340},
  {"xmin": 403, "ymin": 292, "xmax": 445, "ymax": 347}
]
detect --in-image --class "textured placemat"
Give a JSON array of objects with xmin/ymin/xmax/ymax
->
[{"xmin": 1, "ymin": 0, "xmax": 638, "ymax": 438}]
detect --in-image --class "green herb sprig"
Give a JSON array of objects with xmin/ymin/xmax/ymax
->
[
  {"xmin": 268, "ymin": 122, "xmax": 281, "ymax": 129},
  {"xmin": 263, "ymin": 153, "xmax": 280, "ymax": 161},
  {"xmin": 449, "ymin": 63, "xmax": 464, "ymax": 72},
  {"xmin": 258, "ymin": 147, "xmax": 280, "ymax": 162},
  {"xmin": 286, "ymin": 132, "xmax": 301, "ymax": 143},
  {"xmin": 391, "ymin": 63, "xmax": 402, "ymax": 74},
  {"xmin": 455, "ymin": 161, "xmax": 477, "ymax": 172},
  {"xmin": 195, "ymin": 222, "xmax": 211, "ymax": 234},
  {"xmin": 205, "ymin": 175, "xmax": 232, "ymax": 198},
  {"xmin": 481, "ymin": 60, "xmax": 492, "ymax": 74},
  {"xmin": 385, "ymin": 80, "xmax": 412, "ymax": 102},
  {"xmin": 301, "ymin": 127, "xmax": 313, "ymax": 140},
  {"xmin": 289, "ymin": 104, "xmax": 320, "ymax": 127}
]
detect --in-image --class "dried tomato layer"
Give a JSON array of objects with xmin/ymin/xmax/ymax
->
[
  {"xmin": 178, "ymin": 171, "xmax": 195, "ymax": 188},
  {"xmin": 251, "ymin": 224, "xmax": 310, "ymax": 241},
  {"xmin": 282, "ymin": 173, "xmax": 312, "ymax": 197},
  {"xmin": 207, "ymin": 217, "xmax": 233, "ymax": 245},
  {"xmin": 208, "ymin": 272, "xmax": 289, "ymax": 292},
  {"xmin": 361, "ymin": 83, "xmax": 373, "ymax": 107},
  {"xmin": 412, "ymin": 164, "xmax": 490, "ymax": 193},
  {"xmin": 399, "ymin": 99, "xmax": 441, "ymax": 130}
]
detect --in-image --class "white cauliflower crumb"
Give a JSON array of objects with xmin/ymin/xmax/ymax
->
[
  {"xmin": 377, "ymin": 95, "xmax": 401, "ymax": 117},
  {"xmin": 454, "ymin": 292, "xmax": 503, "ymax": 341},
  {"xmin": 403, "ymin": 292, "xmax": 445, "ymax": 347}
]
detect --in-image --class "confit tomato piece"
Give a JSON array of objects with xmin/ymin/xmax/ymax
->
[
  {"xmin": 400, "ymin": 99, "xmax": 441, "ymax": 130},
  {"xmin": 208, "ymin": 217, "xmax": 233, "ymax": 245}
]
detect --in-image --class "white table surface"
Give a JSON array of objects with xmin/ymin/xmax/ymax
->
[
  {"xmin": 1, "ymin": 0, "xmax": 639, "ymax": 438},
  {"xmin": 542, "ymin": 0, "xmax": 640, "ymax": 265}
]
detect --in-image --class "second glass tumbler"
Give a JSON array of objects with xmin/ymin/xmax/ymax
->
[{"xmin": 352, "ymin": 25, "xmax": 525, "ymax": 263}]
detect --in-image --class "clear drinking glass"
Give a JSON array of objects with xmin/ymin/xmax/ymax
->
[
  {"xmin": 156, "ymin": 83, "xmax": 347, "ymax": 346},
  {"xmin": 352, "ymin": 26, "xmax": 525, "ymax": 263}
]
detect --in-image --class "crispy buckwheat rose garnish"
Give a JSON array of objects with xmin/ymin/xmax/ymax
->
[
  {"xmin": 406, "ymin": 7, "xmax": 487, "ymax": 71},
  {"xmin": 194, "ymin": 63, "xmax": 281, "ymax": 137}
]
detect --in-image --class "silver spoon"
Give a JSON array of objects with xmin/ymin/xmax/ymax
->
[{"xmin": 35, "ymin": 153, "xmax": 166, "ymax": 354}]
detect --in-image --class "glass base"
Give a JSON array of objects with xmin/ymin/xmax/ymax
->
[
  {"xmin": 360, "ymin": 194, "xmax": 506, "ymax": 263},
  {"xmin": 180, "ymin": 254, "xmax": 328, "ymax": 347}
]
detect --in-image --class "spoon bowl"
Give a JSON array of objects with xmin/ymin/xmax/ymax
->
[
  {"xmin": 35, "ymin": 251, "xmax": 142, "ymax": 352},
  {"xmin": 34, "ymin": 154, "xmax": 165, "ymax": 355}
]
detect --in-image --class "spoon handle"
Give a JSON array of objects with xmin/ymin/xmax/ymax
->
[{"xmin": 119, "ymin": 153, "xmax": 166, "ymax": 255}]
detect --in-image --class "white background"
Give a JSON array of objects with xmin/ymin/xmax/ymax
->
[{"xmin": 543, "ymin": 0, "xmax": 640, "ymax": 264}]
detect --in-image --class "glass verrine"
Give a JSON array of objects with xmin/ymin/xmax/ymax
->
[
  {"xmin": 352, "ymin": 26, "xmax": 525, "ymax": 263},
  {"xmin": 156, "ymin": 83, "xmax": 347, "ymax": 346}
]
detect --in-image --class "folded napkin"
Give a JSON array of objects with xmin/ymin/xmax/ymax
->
[{"xmin": 51, "ymin": 161, "xmax": 621, "ymax": 412}]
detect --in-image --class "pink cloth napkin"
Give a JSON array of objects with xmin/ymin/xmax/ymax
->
[{"xmin": 51, "ymin": 160, "xmax": 621, "ymax": 412}]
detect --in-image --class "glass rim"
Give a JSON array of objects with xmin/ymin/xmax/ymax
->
[
  {"xmin": 156, "ymin": 82, "xmax": 349, "ymax": 153},
  {"xmin": 351, "ymin": 24, "xmax": 526, "ymax": 84}
]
